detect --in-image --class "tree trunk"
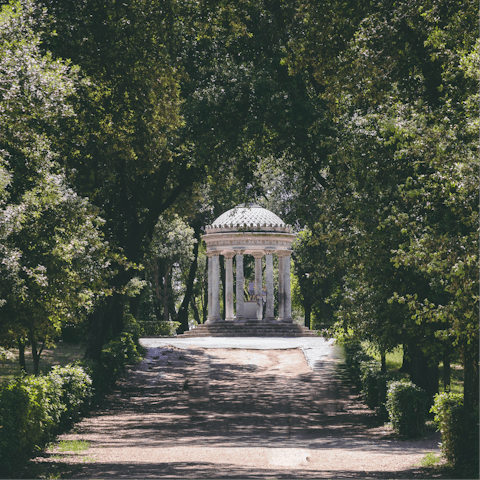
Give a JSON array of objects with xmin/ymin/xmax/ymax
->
[
  {"xmin": 18, "ymin": 338, "xmax": 26, "ymax": 373},
  {"xmin": 176, "ymin": 224, "xmax": 201, "ymax": 334},
  {"xmin": 381, "ymin": 351, "xmax": 387, "ymax": 374},
  {"xmin": 403, "ymin": 339, "xmax": 439, "ymax": 406},
  {"xmin": 191, "ymin": 297, "xmax": 201, "ymax": 325},
  {"xmin": 462, "ymin": 339, "xmax": 479, "ymax": 416},
  {"xmin": 304, "ymin": 302, "xmax": 311, "ymax": 329},
  {"xmin": 111, "ymin": 293, "xmax": 125, "ymax": 337},
  {"xmin": 84, "ymin": 297, "xmax": 113, "ymax": 361},
  {"xmin": 443, "ymin": 349, "xmax": 451, "ymax": 391},
  {"xmin": 30, "ymin": 335, "xmax": 44, "ymax": 376},
  {"xmin": 163, "ymin": 265, "xmax": 171, "ymax": 322}
]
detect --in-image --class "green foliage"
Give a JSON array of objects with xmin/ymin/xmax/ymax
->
[
  {"xmin": 386, "ymin": 380, "xmax": 427, "ymax": 438},
  {"xmin": 0, "ymin": 365, "xmax": 92, "ymax": 473},
  {"xmin": 57, "ymin": 439, "xmax": 90, "ymax": 453},
  {"xmin": 100, "ymin": 333, "xmax": 143, "ymax": 388},
  {"xmin": 0, "ymin": 332, "xmax": 142, "ymax": 474},
  {"xmin": 360, "ymin": 360, "xmax": 382, "ymax": 409},
  {"xmin": 343, "ymin": 340, "xmax": 372, "ymax": 389},
  {"xmin": 431, "ymin": 392, "xmax": 479, "ymax": 477},
  {"xmin": 48, "ymin": 365, "xmax": 93, "ymax": 429},
  {"xmin": 419, "ymin": 452, "xmax": 441, "ymax": 467},
  {"xmin": 138, "ymin": 321, "xmax": 180, "ymax": 337}
]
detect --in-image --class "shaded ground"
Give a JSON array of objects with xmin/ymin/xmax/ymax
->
[{"xmin": 24, "ymin": 342, "xmax": 449, "ymax": 479}]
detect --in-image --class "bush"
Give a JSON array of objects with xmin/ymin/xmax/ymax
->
[
  {"xmin": 431, "ymin": 392, "xmax": 479, "ymax": 477},
  {"xmin": 0, "ymin": 332, "xmax": 144, "ymax": 474},
  {"xmin": 0, "ymin": 374, "xmax": 61, "ymax": 472},
  {"xmin": 48, "ymin": 365, "xmax": 93, "ymax": 429},
  {"xmin": 343, "ymin": 340, "xmax": 372, "ymax": 388},
  {"xmin": 360, "ymin": 360, "xmax": 382, "ymax": 408},
  {"xmin": 386, "ymin": 380, "xmax": 427, "ymax": 437},
  {"xmin": 101, "ymin": 332, "xmax": 144, "ymax": 388},
  {"xmin": 138, "ymin": 320, "xmax": 180, "ymax": 336}
]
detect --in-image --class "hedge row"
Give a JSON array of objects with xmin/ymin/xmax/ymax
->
[
  {"xmin": 0, "ymin": 332, "xmax": 143, "ymax": 475},
  {"xmin": 343, "ymin": 340, "xmax": 426, "ymax": 437},
  {"xmin": 137, "ymin": 320, "xmax": 180, "ymax": 336},
  {"xmin": 431, "ymin": 392, "xmax": 479, "ymax": 478}
]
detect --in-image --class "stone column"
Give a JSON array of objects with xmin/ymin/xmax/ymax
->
[
  {"xmin": 223, "ymin": 251, "xmax": 235, "ymax": 321},
  {"xmin": 264, "ymin": 250, "xmax": 275, "ymax": 321},
  {"xmin": 235, "ymin": 250, "xmax": 245, "ymax": 322},
  {"xmin": 282, "ymin": 251, "xmax": 293, "ymax": 322},
  {"xmin": 275, "ymin": 250, "xmax": 285, "ymax": 322},
  {"xmin": 206, "ymin": 252, "xmax": 222, "ymax": 323},
  {"xmin": 206, "ymin": 251, "xmax": 214, "ymax": 322},
  {"xmin": 252, "ymin": 251, "xmax": 264, "ymax": 320}
]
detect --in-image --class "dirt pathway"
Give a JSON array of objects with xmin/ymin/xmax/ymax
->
[{"xmin": 30, "ymin": 345, "xmax": 445, "ymax": 478}]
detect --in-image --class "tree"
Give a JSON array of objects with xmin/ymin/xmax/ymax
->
[
  {"xmin": 0, "ymin": 0, "xmax": 110, "ymax": 373},
  {"xmin": 283, "ymin": 0, "xmax": 478, "ymax": 409}
]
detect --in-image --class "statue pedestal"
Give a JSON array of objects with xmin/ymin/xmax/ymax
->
[{"xmin": 243, "ymin": 300, "xmax": 260, "ymax": 321}]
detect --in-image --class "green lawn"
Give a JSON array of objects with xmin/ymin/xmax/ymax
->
[
  {"xmin": 362, "ymin": 341, "xmax": 464, "ymax": 395},
  {"xmin": 0, "ymin": 342, "xmax": 85, "ymax": 383},
  {"xmin": 362, "ymin": 342, "xmax": 404, "ymax": 371}
]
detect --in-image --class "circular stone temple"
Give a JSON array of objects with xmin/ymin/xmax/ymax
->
[{"xmin": 202, "ymin": 203, "xmax": 296, "ymax": 323}]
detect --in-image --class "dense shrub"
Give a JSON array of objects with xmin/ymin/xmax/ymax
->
[
  {"xmin": 49, "ymin": 365, "xmax": 93, "ymax": 429},
  {"xmin": 101, "ymin": 332, "xmax": 143, "ymax": 387},
  {"xmin": 138, "ymin": 320, "xmax": 180, "ymax": 336},
  {"xmin": 343, "ymin": 340, "xmax": 372, "ymax": 388},
  {"xmin": 0, "ymin": 374, "xmax": 61, "ymax": 472},
  {"xmin": 431, "ymin": 392, "xmax": 479, "ymax": 477},
  {"xmin": 386, "ymin": 380, "xmax": 427, "ymax": 437},
  {"xmin": 360, "ymin": 360, "xmax": 382, "ymax": 408},
  {"xmin": 0, "ymin": 333, "xmax": 143, "ymax": 474}
]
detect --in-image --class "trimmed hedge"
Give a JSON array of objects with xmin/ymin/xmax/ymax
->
[
  {"xmin": 431, "ymin": 392, "xmax": 479, "ymax": 477},
  {"xmin": 360, "ymin": 360, "xmax": 382, "ymax": 408},
  {"xmin": 138, "ymin": 320, "xmax": 180, "ymax": 336},
  {"xmin": 0, "ymin": 332, "xmax": 143, "ymax": 475},
  {"xmin": 0, "ymin": 366, "xmax": 93, "ymax": 473},
  {"xmin": 343, "ymin": 340, "xmax": 372, "ymax": 389},
  {"xmin": 386, "ymin": 380, "xmax": 427, "ymax": 437}
]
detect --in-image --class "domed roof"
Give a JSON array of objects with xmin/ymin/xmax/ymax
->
[
  {"xmin": 212, "ymin": 203, "xmax": 284, "ymax": 228},
  {"xmin": 206, "ymin": 203, "xmax": 291, "ymax": 234}
]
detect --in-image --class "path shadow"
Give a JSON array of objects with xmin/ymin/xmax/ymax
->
[{"xmin": 22, "ymin": 345, "xmax": 447, "ymax": 479}]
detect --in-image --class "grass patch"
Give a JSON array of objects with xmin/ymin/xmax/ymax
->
[
  {"xmin": 418, "ymin": 452, "xmax": 441, "ymax": 467},
  {"xmin": 57, "ymin": 440, "xmax": 90, "ymax": 453},
  {"xmin": 438, "ymin": 362, "xmax": 464, "ymax": 395},
  {"xmin": 362, "ymin": 342, "xmax": 404, "ymax": 371},
  {"xmin": 0, "ymin": 342, "xmax": 84, "ymax": 383}
]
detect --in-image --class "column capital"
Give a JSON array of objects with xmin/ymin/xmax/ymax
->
[
  {"xmin": 276, "ymin": 250, "xmax": 292, "ymax": 258},
  {"xmin": 222, "ymin": 251, "xmax": 235, "ymax": 259},
  {"xmin": 251, "ymin": 250, "xmax": 265, "ymax": 259},
  {"xmin": 234, "ymin": 249, "xmax": 245, "ymax": 255},
  {"xmin": 206, "ymin": 250, "xmax": 219, "ymax": 258}
]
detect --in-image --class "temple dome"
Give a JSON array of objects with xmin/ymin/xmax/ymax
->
[
  {"xmin": 212, "ymin": 203, "xmax": 284, "ymax": 227},
  {"xmin": 207, "ymin": 203, "xmax": 290, "ymax": 232}
]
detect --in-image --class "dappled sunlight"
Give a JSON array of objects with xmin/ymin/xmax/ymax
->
[{"xmin": 30, "ymin": 344, "xmax": 443, "ymax": 478}]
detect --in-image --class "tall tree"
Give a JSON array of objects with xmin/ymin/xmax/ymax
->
[{"xmin": 0, "ymin": 0, "xmax": 110, "ymax": 373}]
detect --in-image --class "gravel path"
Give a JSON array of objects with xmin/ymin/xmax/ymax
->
[{"xmin": 29, "ymin": 337, "xmax": 446, "ymax": 479}]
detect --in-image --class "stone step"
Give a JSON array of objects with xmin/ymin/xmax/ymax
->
[{"xmin": 180, "ymin": 322, "xmax": 317, "ymax": 338}]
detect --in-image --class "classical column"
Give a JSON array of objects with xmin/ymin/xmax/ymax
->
[
  {"xmin": 206, "ymin": 251, "xmax": 214, "ymax": 322},
  {"xmin": 264, "ymin": 250, "xmax": 275, "ymax": 321},
  {"xmin": 223, "ymin": 251, "xmax": 235, "ymax": 321},
  {"xmin": 235, "ymin": 249, "xmax": 245, "ymax": 321},
  {"xmin": 275, "ymin": 250, "xmax": 285, "ymax": 322},
  {"xmin": 283, "ymin": 251, "xmax": 293, "ymax": 322},
  {"xmin": 252, "ymin": 251, "xmax": 264, "ymax": 320},
  {"xmin": 206, "ymin": 252, "xmax": 222, "ymax": 323}
]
